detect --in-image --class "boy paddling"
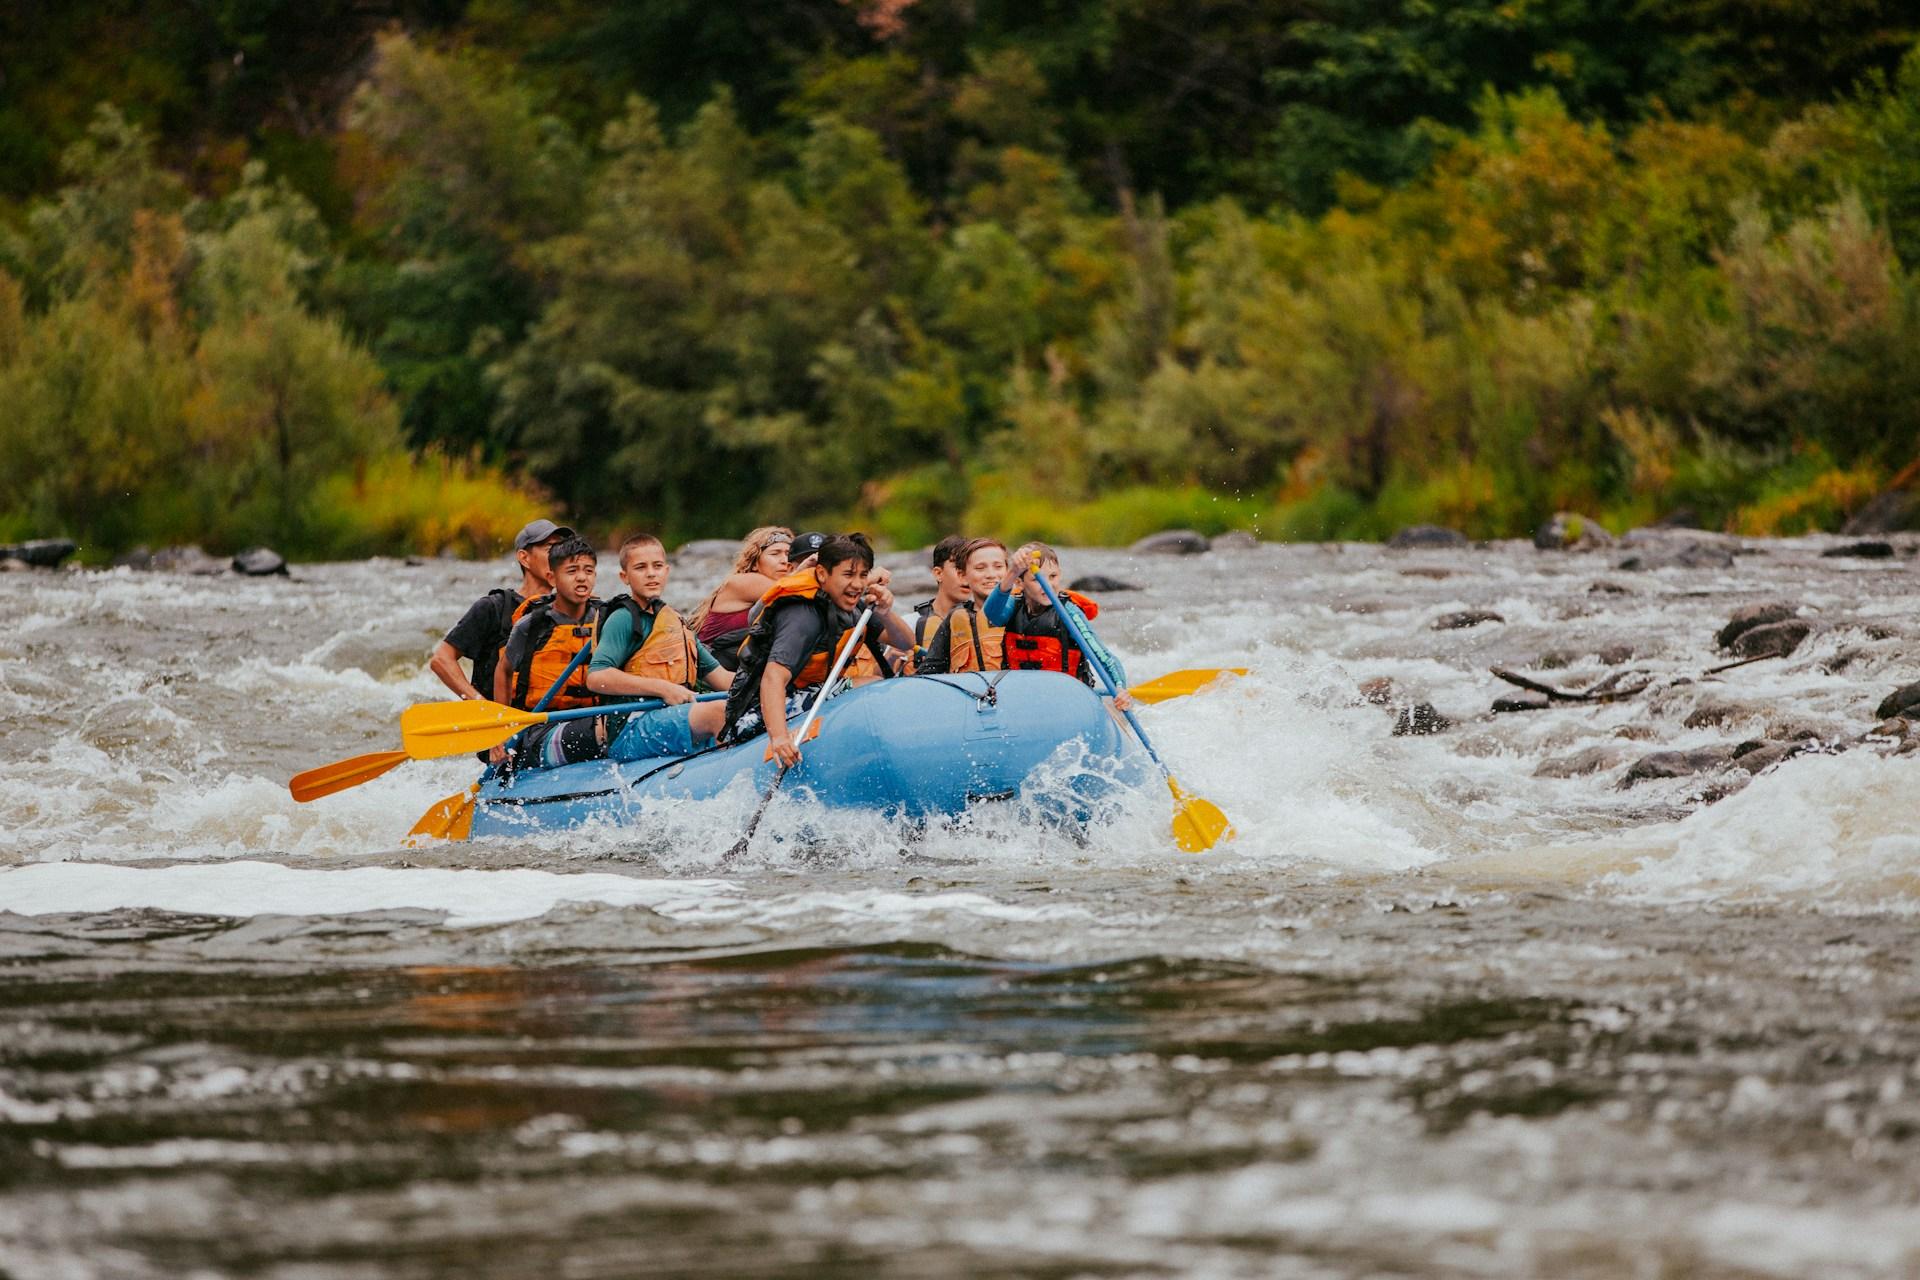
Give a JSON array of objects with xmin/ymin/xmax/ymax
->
[
  {"xmin": 722, "ymin": 533, "xmax": 915, "ymax": 766},
  {"xmin": 983, "ymin": 541, "xmax": 1132, "ymax": 707},
  {"xmin": 429, "ymin": 518, "xmax": 573, "ymax": 701},
  {"xmin": 585, "ymin": 534, "xmax": 734, "ymax": 758}
]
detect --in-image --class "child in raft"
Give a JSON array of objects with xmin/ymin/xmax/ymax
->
[
  {"xmin": 982, "ymin": 541, "xmax": 1133, "ymax": 707},
  {"xmin": 897, "ymin": 534, "xmax": 971, "ymax": 673},
  {"xmin": 917, "ymin": 537, "xmax": 1010, "ymax": 675},
  {"xmin": 721, "ymin": 533, "xmax": 916, "ymax": 767},
  {"xmin": 494, "ymin": 535, "xmax": 602, "ymax": 768},
  {"xmin": 581, "ymin": 533, "xmax": 735, "ymax": 760}
]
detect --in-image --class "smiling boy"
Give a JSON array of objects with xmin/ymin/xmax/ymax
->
[{"xmin": 721, "ymin": 533, "xmax": 914, "ymax": 766}]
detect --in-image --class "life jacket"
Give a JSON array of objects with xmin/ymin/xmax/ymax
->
[
  {"xmin": 895, "ymin": 601, "xmax": 944, "ymax": 676},
  {"xmin": 463, "ymin": 587, "xmax": 524, "ymax": 696},
  {"xmin": 599, "ymin": 595, "xmax": 697, "ymax": 689},
  {"xmin": 1002, "ymin": 591, "xmax": 1099, "ymax": 676},
  {"xmin": 723, "ymin": 570, "xmax": 886, "ymax": 733},
  {"xmin": 509, "ymin": 599, "xmax": 600, "ymax": 710},
  {"xmin": 943, "ymin": 603, "xmax": 1005, "ymax": 674}
]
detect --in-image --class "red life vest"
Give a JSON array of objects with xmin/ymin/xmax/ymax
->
[{"xmin": 1002, "ymin": 591, "xmax": 1098, "ymax": 675}]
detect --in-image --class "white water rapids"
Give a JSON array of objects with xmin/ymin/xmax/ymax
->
[{"xmin": 1, "ymin": 535, "xmax": 1917, "ymax": 1278}]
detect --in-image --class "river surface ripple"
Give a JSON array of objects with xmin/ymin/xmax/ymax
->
[{"xmin": 1, "ymin": 536, "xmax": 1917, "ymax": 1278}]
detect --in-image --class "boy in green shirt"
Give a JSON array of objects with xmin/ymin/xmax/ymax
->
[{"xmin": 585, "ymin": 533, "xmax": 734, "ymax": 760}]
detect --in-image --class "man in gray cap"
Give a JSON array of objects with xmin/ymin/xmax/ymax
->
[{"xmin": 428, "ymin": 518, "xmax": 576, "ymax": 702}]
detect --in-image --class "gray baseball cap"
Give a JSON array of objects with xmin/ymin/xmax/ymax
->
[{"xmin": 513, "ymin": 519, "xmax": 576, "ymax": 551}]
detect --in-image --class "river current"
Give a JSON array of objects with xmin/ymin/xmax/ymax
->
[{"xmin": 1, "ymin": 535, "xmax": 1917, "ymax": 1278}]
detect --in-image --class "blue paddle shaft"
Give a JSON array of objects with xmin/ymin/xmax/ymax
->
[
  {"xmin": 1029, "ymin": 567, "xmax": 1169, "ymax": 775},
  {"xmin": 539, "ymin": 690, "xmax": 728, "ymax": 723}
]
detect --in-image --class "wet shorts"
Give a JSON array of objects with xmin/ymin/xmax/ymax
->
[{"xmin": 608, "ymin": 702, "xmax": 701, "ymax": 762}]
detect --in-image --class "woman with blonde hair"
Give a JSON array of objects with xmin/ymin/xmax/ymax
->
[{"xmin": 689, "ymin": 526, "xmax": 793, "ymax": 668}]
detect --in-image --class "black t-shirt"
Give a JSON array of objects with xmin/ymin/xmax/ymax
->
[
  {"xmin": 443, "ymin": 589, "xmax": 522, "ymax": 696},
  {"xmin": 763, "ymin": 599, "xmax": 883, "ymax": 675}
]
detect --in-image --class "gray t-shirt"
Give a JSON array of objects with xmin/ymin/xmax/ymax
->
[{"xmin": 764, "ymin": 599, "xmax": 882, "ymax": 674}]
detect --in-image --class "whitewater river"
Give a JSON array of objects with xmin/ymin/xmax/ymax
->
[{"xmin": 2, "ymin": 534, "xmax": 1917, "ymax": 1278}]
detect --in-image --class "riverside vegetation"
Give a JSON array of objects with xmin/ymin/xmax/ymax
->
[{"xmin": 2, "ymin": 2, "xmax": 1919, "ymax": 558}]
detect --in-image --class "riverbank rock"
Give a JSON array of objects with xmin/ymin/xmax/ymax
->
[
  {"xmin": 112, "ymin": 546, "xmax": 153, "ymax": 570},
  {"xmin": 1210, "ymin": 530, "xmax": 1260, "ymax": 551},
  {"xmin": 1730, "ymin": 619, "xmax": 1813, "ymax": 660},
  {"xmin": 1393, "ymin": 703, "xmax": 1451, "ymax": 735},
  {"xmin": 1433, "ymin": 609, "xmax": 1504, "ymax": 630},
  {"xmin": 1534, "ymin": 512, "xmax": 1613, "ymax": 551},
  {"xmin": 1840, "ymin": 462, "xmax": 1920, "ymax": 534},
  {"xmin": 1357, "ymin": 676, "xmax": 1395, "ymax": 706},
  {"xmin": 1820, "ymin": 540, "xmax": 1895, "ymax": 559},
  {"xmin": 1715, "ymin": 602, "xmax": 1798, "ymax": 650},
  {"xmin": 1070, "ymin": 574, "xmax": 1139, "ymax": 593},
  {"xmin": 1875, "ymin": 681, "xmax": 1920, "ymax": 721},
  {"xmin": 1386, "ymin": 525, "xmax": 1468, "ymax": 549},
  {"xmin": 1616, "ymin": 537, "xmax": 1736, "ymax": 571},
  {"xmin": 0, "ymin": 538, "xmax": 78, "ymax": 568},
  {"xmin": 1130, "ymin": 529, "xmax": 1210, "ymax": 555},
  {"xmin": 1535, "ymin": 745, "xmax": 1625, "ymax": 778},
  {"xmin": 149, "ymin": 545, "xmax": 228, "ymax": 576},
  {"xmin": 1732, "ymin": 740, "xmax": 1801, "ymax": 773},
  {"xmin": 1620, "ymin": 745, "xmax": 1735, "ymax": 787},
  {"xmin": 231, "ymin": 547, "xmax": 288, "ymax": 576}
]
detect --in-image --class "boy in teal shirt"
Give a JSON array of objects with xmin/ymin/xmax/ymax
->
[{"xmin": 585, "ymin": 533, "xmax": 734, "ymax": 760}]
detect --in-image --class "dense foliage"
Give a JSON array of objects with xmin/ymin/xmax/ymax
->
[{"xmin": 3, "ymin": 1, "xmax": 1918, "ymax": 553}]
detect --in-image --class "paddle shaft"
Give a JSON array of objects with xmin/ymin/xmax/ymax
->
[
  {"xmin": 724, "ymin": 603, "xmax": 875, "ymax": 862},
  {"xmin": 1029, "ymin": 565, "xmax": 1170, "ymax": 775}
]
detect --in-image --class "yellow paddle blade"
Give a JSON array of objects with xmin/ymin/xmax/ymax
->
[
  {"xmin": 1168, "ymin": 777, "xmax": 1232, "ymax": 853},
  {"xmin": 400, "ymin": 699, "xmax": 546, "ymax": 759},
  {"xmin": 405, "ymin": 786, "xmax": 476, "ymax": 846},
  {"xmin": 1129, "ymin": 668, "xmax": 1250, "ymax": 705},
  {"xmin": 289, "ymin": 750, "xmax": 409, "ymax": 803}
]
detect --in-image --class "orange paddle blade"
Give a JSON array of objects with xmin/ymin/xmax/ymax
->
[
  {"xmin": 289, "ymin": 750, "xmax": 409, "ymax": 803},
  {"xmin": 1128, "ymin": 668, "xmax": 1250, "ymax": 705},
  {"xmin": 405, "ymin": 786, "xmax": 477, "ymax": 846}
]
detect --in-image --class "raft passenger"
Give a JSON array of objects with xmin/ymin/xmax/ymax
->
[
  {"xmin": 580, "ymin": 533, "xmax": 735, "ymax": 759},
  {"xmin": 495, "ymin": 535, "xmax": 601, "ymax": 767},
  {"xmin": 919, "ymin": 538, "xmax": 1010, "ymax": 675},
  {"xmin": 721, "ymin": 533, "xmax": 915, "ymax": 766},
  {"xmin": 984, "ymin": 541, "xmax": 1132, "ymax": 707},
  {"xmin": 897, "ymin": 534, "xmax": 970, "ymax": 673},
  {"xmin": 687, "ymin": 527, "xmax": 793, "ymax": 669},
  {"xmin": 429, "ymin": 519, "xmax": 572, "ymax": 702}
]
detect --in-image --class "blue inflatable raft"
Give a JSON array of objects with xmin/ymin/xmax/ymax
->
[{"xmin": 465, "ymin": 671, "xmax": 1151, "ymax": 839}]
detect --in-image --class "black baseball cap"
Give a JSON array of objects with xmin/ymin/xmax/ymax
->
[
  {"xmin": 791, "ymin": 531, "xmax": 830, "ymax": 560},
  {"xmin": 513, "ymin": 519, "xmax": 575, "ymax": 551}
]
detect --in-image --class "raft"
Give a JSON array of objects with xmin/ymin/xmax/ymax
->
[{"xmin": 465, "ymin": 671, "xmax": 1151, "ymax": 839}]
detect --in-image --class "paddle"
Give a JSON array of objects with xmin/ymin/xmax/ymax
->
[
  {"xmin": 289, "ymin": 750, "xmax": 410, "ymax": 803},
  {"xmin": 1029, "ymin": 559, "xmax": 1232, "ymax": 853},
  {"xmin": 1128, "ymin": 667, "xmax": 1249, "ymax": 705},
  {"xmin": 401, "ymin": 691, "xmax": 728, "ymax": 760},
  {"xmin": 722, "ymin": 603, "xmax": 874, "ymax": 865},
  {"xmin": 404, "ymin": 628, "xmax": 599, "ymax": 843}
]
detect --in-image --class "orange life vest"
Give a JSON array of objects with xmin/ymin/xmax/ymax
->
[
  {"xmin": 944, "ymin": 604, "xmax": 1005, "ymax": 674},
  {"xmin": 1002, "ymin": 590, "xmax": 1098, "ymax": 676},
  {"xmin": 601, "ymin": 596, "xmax": 697, "ymax": 689},
  {"xmin": 509, "ymin": 601, "xmax": 600, "ymax": 710},
  {"xmin": 723, "ymin": 570, "xmax": 886, "ymax": 736}
]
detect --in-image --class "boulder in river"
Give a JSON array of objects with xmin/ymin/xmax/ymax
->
[
  {"xmin": 1070, "ymin": 574, "xmax": 1139, "ymax": 593},
  {"xmin": 1732, "ymin": 741, "xmax": 1801, "ymax": 774},
  {"xmin": 1875, "ymin": 681, "xmax": 1920, "ymax": 721},
  {"xmin": 1386, "ymin": 524, "xmax": 1468, "ymax": 549},
  {"xmin": 1492, "ymin": 692, "xmax": 1550, "ymax": 713},
  {"xmin": 1357, "ymin": 676, "xmax": 1395, "ymax": 706},
  {"xmin": 1820, "ymin": 541, "xmax": 1895, "ymax": 559},
  {"xmin": 1432, "ymin": 609, "xmax": 1504, "ymax": 630},
  {"xmin": 1615, "ymin": 539, "xmax": 1735, "ymax": 571},
  {"xmin": 1392, "ymin": 703, "xmax": 1451, "ymax": 736},
  {"xmin": 1715, "ymin": 602, "xmax": 1798, "ymax": 650},
  {"xmin": 1840, "ymin": 462, "xmax": 1920, "ymax": 534},
  {"xmin": 149, "ymin": 544, "xmax": 228, "ymax": 576},
  {"xmin": 232, "ymin": 547, "xmax": 289, "ymax": 577},
  {"xmin": 1620, "ymin": 745, "xmax": 1735, "ymax": 787},
  {"xmin": 1533, "ymin": 512, "xmax": 1614, "ymax": 551},
  {"xmin": 0, "ymin": 538, "xmax": 79, "ymax": 568},
  {"xmin": 1730, "ymin": 619, "xmax": 1812, "ymax": 660},
  {"xmin": 1129, "ymin": 529, "xmax": 1210, "ymax": 555}
]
